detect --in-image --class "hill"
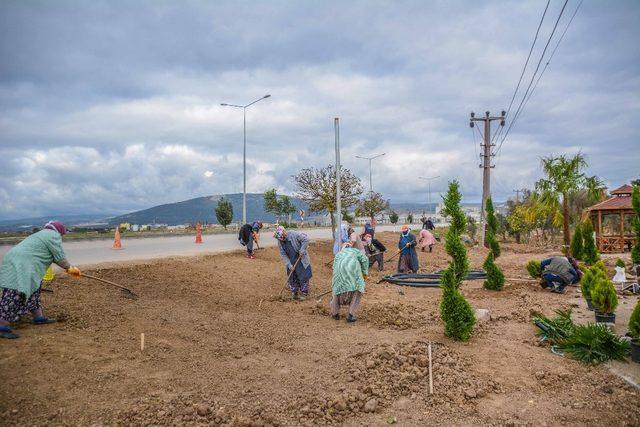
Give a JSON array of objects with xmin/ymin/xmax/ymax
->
[{"xmin": 108, "ymin": 193, "xmax": 308, "ymax": 226}]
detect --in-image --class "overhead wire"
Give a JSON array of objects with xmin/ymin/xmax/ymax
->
[
  {"xmin": 519, "ymin": 0, "xmax": 584, "ymax": 115},
  {"xmin": 496, "ymin": 0, "xmax": 571, "ymax": 156}
]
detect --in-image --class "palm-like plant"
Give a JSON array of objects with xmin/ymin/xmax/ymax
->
[{"xmin": 534, "ymin": 154, "xmax": 604, "ymax": 255}]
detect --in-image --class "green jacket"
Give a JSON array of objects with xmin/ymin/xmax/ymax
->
[
  {"xmin": 0, "ymin": 229, "xmax": 67, "ymax": 298},
  {"xmin": 332, "ymin": 247, "xmax": 369, "ymax": 296}
]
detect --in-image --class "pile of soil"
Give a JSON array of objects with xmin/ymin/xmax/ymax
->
[{"xmin": 1, "ymin": 232, "xmax": 638, "ymax": 426}]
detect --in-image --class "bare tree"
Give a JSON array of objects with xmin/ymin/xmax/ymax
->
[
  {"xmin": 293, "ymin": 165, "xmax": 363, "ymax": 236},
  {"xmin": 355, "ymin": 192, "xmax": 389, "ymax": 224}
]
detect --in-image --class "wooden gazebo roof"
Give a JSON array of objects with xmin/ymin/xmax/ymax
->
[{"xmin": 587, "ymin": 184, "xmax": 633, "ymax": 212}]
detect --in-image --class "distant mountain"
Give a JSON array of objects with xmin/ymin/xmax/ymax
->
[
  {"xmin": 108, "ymin": 193, "xmax": 309, "ymax": 226},
  {"xmin": 0, "ymin": 214, "xmax": 110, "ymax": 232}
]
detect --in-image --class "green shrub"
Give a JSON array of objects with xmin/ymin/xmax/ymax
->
[
  {"xmin": 483, "ymin": 252, "xmax": 505, "ymax": 291},
  {"xmin": 439, "ymin": 181, "xmax": 475, "ymax": 341},
  {"xmin": 526, "ymin": 260, "xmax": 542, "ymax": 278},
  {"xmin": 629, "ymin": 300, "xmax": 640, "ymax": 340},
  {"xmin": 591, "ymin": 277, "xmax": 618, "ymax": 314},
  {"xmin": 591, "ymin": 260, "xmax": 608, "ymax": 276},
  {"xmin": 615, "ymin": 258, "xmax": 625, "ymax": 268},
  {"xmin": 485, "ymin": 198, "xmax": 501, "ymax": 258},
  {"xmin": 580, "ymin": 267, "xmax": 602, "ymax": 301},
  {"xmin": 556, "ymin": 323, "xmax": 630, "ymax": 364},
  {"xmin": 533, "ymin": 310, "xmax": 629, "ymax": 364},
  {"xmin": 582, "ymin": 218, "xmax": 600, "ymax": 265},
  {"xmin": 570, "ymin": 223, "xmax": 583, "ymax": 260}
]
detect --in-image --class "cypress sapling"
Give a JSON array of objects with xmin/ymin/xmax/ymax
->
[{"xmin": 483, "ymin": 252, "xmax": 505, "ymax": 291}]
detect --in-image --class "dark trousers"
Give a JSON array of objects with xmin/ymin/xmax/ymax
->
[{"xmin": 369, "ymin": 253, "xmax": 384, "ymax": 271}]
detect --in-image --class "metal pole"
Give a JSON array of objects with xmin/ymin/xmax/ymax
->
[
  {"xmin": 334, "ymin": 118, "xmax": 341, "ymax": 248},
  {"xmin": 369, "ymin": 158, "xmax": 373, "ymax": 193},
  {"xmin": 480, "ymin": 112, "xmax": 491, "ymax": 246},
  {"xmin": 428, "ymin": 180, "xmax": 432, "ymax": 212},
  {"xmin": 243, "ymin": 107, "xmax": 247, "ymax": 225}
]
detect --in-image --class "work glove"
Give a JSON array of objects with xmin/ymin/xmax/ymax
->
[
  {"xmin": 286, "ymin": 263, "xmax": 294, "ymax": 271},
  {"xmin": 66, "ymin": 266, "xmax": 81, "ymax": 277},
  {"xmin": 299, "ymin": 249, "xmax": 307, "ymax": 257}
]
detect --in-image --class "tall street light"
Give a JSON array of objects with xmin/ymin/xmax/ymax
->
[
  {"xmin": 418, "ymin": 175, "xmax": 440, "ymax": 213},
  {"xmin": 221, "ymin": 94, "xmax": 271, "ymax": 225},
  {"xmin": 355, "ymin": 153, "xmax": 385, "ymax": 193}
]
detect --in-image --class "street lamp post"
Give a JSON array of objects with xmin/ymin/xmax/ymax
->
[
  {"xmin": 221, "ymin": 94, "xmax": 271, "ymax": 225},
  {"xmin": 418, "ymin": 175, "xmax": 440, "ymax": 213},
  {"xmin": 355, "ymin": 153, "xmax": 385, "ymax": 193}
]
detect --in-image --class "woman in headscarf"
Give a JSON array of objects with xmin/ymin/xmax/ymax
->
[
  {"xmin": 397, "ymin": 225, "xmax": 419, "ymax": 274},
  {"xmin": 0, "ymin": 221, "xmax": 81, "ymax": 339},
  {"xmin": 362, "ymin": 222, "xmax": 375, "ymax": 239},
  {"xmin": 330, "ymin": 241, "xmax": 369, "ymax": 322},
  {"xmin": 333, "ymin": 223, "xmax": 350, "ymax": 255},
  {"xmin": 418, "ymin": 228, "xmax": 437, "ymax": 253},
  {"xmin": 274, "ymin": 226, "xmax": 313, "ymax": 300},
  {"xmin": 238, "ymin": 221, "xmax": 263, "ymax": 259},
  {"xmin": 363, "ymin": 233, "xmax": 386, "ymax": 271}
]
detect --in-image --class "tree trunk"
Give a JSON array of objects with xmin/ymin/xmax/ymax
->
[{"xmin": 562, "ymin": 195, "xmax": 570, "ymax": 255}]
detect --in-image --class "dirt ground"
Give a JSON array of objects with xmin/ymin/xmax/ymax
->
[{"xmin": 1, "ymin": 232, "xmax": 639, "ymax": 426}]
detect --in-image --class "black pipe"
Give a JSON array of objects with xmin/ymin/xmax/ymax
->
[{"xmin": 379, "ymin": 270, "xmax": 487, "ymax": 287}]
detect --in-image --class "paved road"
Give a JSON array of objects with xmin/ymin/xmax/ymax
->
[{"xmin": 0, "ymin": 225, "xmax": 400, "ymax": 267}]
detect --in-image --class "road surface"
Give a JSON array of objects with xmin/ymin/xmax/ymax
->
[{"xmin": 0, "ymin": 225, "xmax": 400, "ymax": 267}]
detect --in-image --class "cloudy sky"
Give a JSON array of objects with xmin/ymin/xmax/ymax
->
[{"xmin": 1, "ymin": 0, "xmax": 638, "ymax": 220}]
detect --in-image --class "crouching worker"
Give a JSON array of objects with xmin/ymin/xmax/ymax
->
[
  {"xmin": 238, "ymin": 221, "xmax": 263, "ymax": 259},
  {"xmin": 274, "ymin": 226, "xmax": 313, "ymax": 300},
  {"xmin": 364, "ymin": 234, "xmax": 386, "ymax": 271},
  {"xmin": 540, "ymin": 256, "xmax": 582, "ymax": 294},
  {"xmin": 0, "ymin": 221, "xmax": 81, "ymax": 339},
  {"xmin": 330, "ymin": 241, "xmax": 369, "ymax": 322}
]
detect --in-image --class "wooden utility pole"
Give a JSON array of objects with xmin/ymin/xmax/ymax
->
[
  {"xmin": 334, "ymin": 118, "xmax": 341, "ymax": 251},
  {"xmin": 470, "ymin": 111, "xmax": 505, "ymax": 246}
]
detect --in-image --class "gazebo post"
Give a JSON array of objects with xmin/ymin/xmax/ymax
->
[
  {"xmin": 620, "ymin": 210, "xmax": 624, "ymax": 252},
  {"xmin": 597, "ymin": 210, "xmax": 602, "ymax": 251}
]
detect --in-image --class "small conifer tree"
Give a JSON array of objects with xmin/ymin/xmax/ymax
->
[
  {"xmin": 582, "ymin": 218, "xmax": 600, "ymax": 265},
  {"xmin": 591, "ymin": 277, "xmax": 618, "ymax": 314},
  {"xmin": 615, "ymin": 258, "xmax": 625, "ymax": 268},
  {"xmin": 629, "ymin": 300, "xmax": 640, "ymax": 339},
  {"xmin": 526, "ymin": 260, "xmax": 542, "ymax": 278},
  {"xmin": 483, "ymin": 252, "xmax": 505, "ymax": 291},
  {"xmin": 439, "ymin": 181, "xmax": 475, "ymax": 341},
  {"xmin": 632, "ymin": 184, "xmax": 640, "ymax": 265},
  {"xmin": 570, "ymin": 222, "xmax": 584, "ymax": 261},
  {"xmin": 482, "ymin": 197, "xmax": 504, "ymax": 290}
]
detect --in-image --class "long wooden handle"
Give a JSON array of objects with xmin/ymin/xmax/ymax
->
[
  {"xmin": 278, "ymin": 255, "xmax": 303, "ymax": 297},
  {"xmin": 386, "ymin": 244, "xmax": 409, "ymax": 263},
  {"xmin": 82, "ymin": 273, "xmax": 134, "ymax": 292}
]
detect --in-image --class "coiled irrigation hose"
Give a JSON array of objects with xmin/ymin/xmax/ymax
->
[{"xmin": 379, "ymin": 270, "xmax": 487, "ymax": 288}]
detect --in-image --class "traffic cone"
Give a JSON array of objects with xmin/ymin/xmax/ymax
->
[
  {"xmin": 112, "ymin": 227, "xmax": 123, "ymax": 250},
  {"xmin": 195, "ymin": 223, "xmax": 203, "ymax": 244},
  {"xmin": 43, "ymin": 265, "xmax": 55, "ymax": 282}
]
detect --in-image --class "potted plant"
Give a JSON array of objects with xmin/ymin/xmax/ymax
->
[
  {"xmin": 580, "ymin": 268, "xmax": 597, "ymax": 311},
  {"xmin": 629, "ymin": 300, "xmax": 640, "ymax": 363},
  {"xmin": 591, "ymin": 276, "xmax": 618, "ymax": 324}
]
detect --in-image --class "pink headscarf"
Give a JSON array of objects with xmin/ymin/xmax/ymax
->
[{"xmin": 43, "ymin": 221, "xmax": 67, "ymax": 235}]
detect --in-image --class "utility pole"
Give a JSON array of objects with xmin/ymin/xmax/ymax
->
[
  {"xmin": 418, "ymin": 176, "xmax": 440, "ymax": 213},
  {"xmin": 470, "ymin": 110, "xmax": 505, "ymax": 246},
  {"xmin": 334, "ymin": 118, "xmax": 341, "ymax": 252},
  {"xmin": 355, "ymin": 153, "xmax": 385, "ymax": 194}
]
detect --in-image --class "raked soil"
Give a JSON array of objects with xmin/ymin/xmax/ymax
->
[{"xmin": 1, "ymin": 233, "xmax": 639, "ymax": 426}]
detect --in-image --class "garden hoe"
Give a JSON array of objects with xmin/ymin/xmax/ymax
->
[{"xmin": 82, "ymin": 273, "xmax": 138, "ymax": 300}]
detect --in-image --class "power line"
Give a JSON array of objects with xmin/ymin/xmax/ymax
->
[
  {"xmin": 496, "ymin": 0, "xmax": 570, "ymax": 155},
  {"xmin": 518, "ymin": 0, "xmax": 584, "ymax": 116},
  {"xmin": 504, "ymin": 0, "xmax": 551, "ymax": 119}
]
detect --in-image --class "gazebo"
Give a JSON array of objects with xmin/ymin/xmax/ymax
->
[{"xmin": 585, "ymin": 184, "xmax": 637, "ymax": 253}]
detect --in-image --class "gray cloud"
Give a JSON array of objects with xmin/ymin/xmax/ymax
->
[{"xmin": 0, "ymin": 0, "xmax": 638, "ymax": 219}]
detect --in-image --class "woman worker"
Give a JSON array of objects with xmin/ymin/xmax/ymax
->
[
  {"xmin": 418, "ymin": 228, "xmax": 436, "ymax": 253},
  {"xmin": 0, "ymin": 221, "xmax": 81, "ymax": 339},
  {"xmin": 397, "ymin": 225, "xmax": 419, "ymax": 273},
  {"xmin": 274, "ymin": 226, "xmax": 313, "ymax": 300},
  {"xmin": 330, "ymin": 241, "xmax": 369, "ymax": 323},
  {"xmin": 238, "ymin": 221, "xmax": 263, "ymax": 259}
]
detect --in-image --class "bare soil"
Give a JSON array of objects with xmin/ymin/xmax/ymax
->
[{"xmin": 1, "ymin": 232, "xmax": 639, "ymax": 426}]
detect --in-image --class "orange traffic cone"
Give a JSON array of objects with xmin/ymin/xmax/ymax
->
[
  {"xmin": 112, "ymin": 227, "xmax": 123, "ymax": 250},
  {"xmin": 195, "ymin": 223, "xmax": 203, "ymax": 244}
]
